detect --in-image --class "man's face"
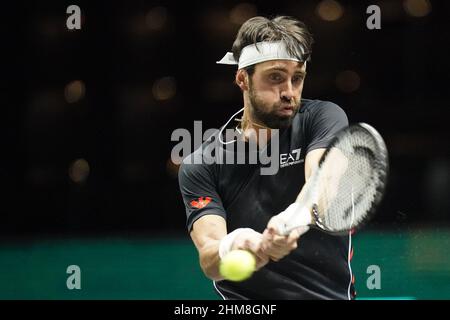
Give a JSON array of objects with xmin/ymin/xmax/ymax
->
[{"xmin": 247, "ymin": 60, "xmax": 306, "ymax": 129}]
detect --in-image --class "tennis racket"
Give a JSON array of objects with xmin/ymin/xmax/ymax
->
[{"xmin": 277, "ymin": 122, "xmax": 389, "ymax": 236}]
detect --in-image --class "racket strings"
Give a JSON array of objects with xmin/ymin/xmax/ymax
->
[{"xmin": 316, "ymin": 129, "xmax": 384, "ymax": 232}]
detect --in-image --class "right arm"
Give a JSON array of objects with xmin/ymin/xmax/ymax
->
[
  {"xmin": 190, "ymin": 215, "xmax": 227, "ymax": 281},
  {"xmin": 179, "ymin": 157, "xmax": 268, "ymax": 281},
  {"xmin": 190, "ymin": 214, "xmax": 269, "ymax": 281}
]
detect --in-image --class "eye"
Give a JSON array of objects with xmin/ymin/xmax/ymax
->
[
  {"xmin": 292, "ymin": 75, "xmax": 304, "ymax": 84},
  {"xmin": 269, "ymin": 73, "xmax": 283, "ymax": 82}
]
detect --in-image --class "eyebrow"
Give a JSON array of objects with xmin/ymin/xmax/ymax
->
[{"xmin": 263, "ymin": 66, "xmax": 306, "ymax": 76}]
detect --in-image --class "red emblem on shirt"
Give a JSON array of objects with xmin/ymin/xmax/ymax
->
[{"xmin": 190, "ymin": 197, "xmax": 212, "ymax": 209}]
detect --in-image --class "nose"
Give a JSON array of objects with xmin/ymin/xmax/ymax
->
[{"xmin": 280, "ymin": 81, "xmax": 295, "ymax": 103}]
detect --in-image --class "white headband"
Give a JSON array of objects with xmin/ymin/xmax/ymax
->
[{"xmin": 216, "ymin": 41, "xmax": 307, "ymax": 69}]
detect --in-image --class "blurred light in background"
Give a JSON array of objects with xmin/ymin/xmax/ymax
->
[
  {"xmin": 69, "ymin": 159, "xmax": 90, "ymax": 184},
  {"xmin": 152, "ymin": 77, "xmax": 176, "ymax": 101},
  {"xmin": 316, "ymin": 0, "xmax": 344, "ymax": 22},
  {"xmin": 64, "ymin": 80, "xmax": 86, "ymax": 103},
  {"xmin": 145, "ymin": 6, "xmax": 168, "ymax": 31},
  {"xmin": 229, "ymin": 3, "xmax": 258, "ymax": 25},
  {"xmin": 335, "ymin": 70, "xmax": 360, "ymax": 93},
  {"xmin": 403, "ymin": 0, "xmax": 432, "ymax": 17}
]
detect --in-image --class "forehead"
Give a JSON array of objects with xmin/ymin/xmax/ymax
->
[{"xmin": 255, "ymin": 60, "xmax": 306, "ymax": 73}]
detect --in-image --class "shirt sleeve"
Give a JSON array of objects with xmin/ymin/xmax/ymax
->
[
  {"xmin": 305, "ymin": 101, "xmax": 349, "ymax": 154},
  {"xmin": 178, "ymin": 158, "xmax": 226, "ymax": 233}
]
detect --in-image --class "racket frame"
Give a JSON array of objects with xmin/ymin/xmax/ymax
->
[{"xmin": 280, "ymin": 123, "xmax": 389, "ymax": 236}]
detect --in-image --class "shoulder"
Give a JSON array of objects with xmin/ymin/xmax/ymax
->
[
  {"xmin": 178, "ymin": 137, "xmax": 218, "ymax": 184},
  {"xmin": 299, "ymin": 98, "xmax": 346, "ymax": 117}
]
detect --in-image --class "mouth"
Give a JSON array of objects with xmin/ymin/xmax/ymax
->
[{"xmin": 278, "ymin": 105, "xmax": 295, "ymax": 116}]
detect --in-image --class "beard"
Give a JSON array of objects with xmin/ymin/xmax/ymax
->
[{"xmin": 248, "ymin": 84, "xmax": 300, "ymax": 129}]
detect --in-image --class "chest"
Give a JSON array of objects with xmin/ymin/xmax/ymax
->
[{"xmin": 216, "ymin": 127, "xmax": 308, "ymax": 232}]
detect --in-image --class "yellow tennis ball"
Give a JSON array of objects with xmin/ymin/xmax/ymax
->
[{"xmin": 219, "ymin": 250, "xmax": 256, "ymax": 282}]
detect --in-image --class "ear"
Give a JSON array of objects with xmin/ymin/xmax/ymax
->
[{"xmin": 235, "ymin": 69, "xmax": 249, "ymax": 91}]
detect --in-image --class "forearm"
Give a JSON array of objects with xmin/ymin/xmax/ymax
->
[
  {"xmin": 191, "ymin": 215, "xmax": 227, "ymax": 281},
  {"xmin": 198, "ymin": 239, "xmax": 224, "ymax": 281}
]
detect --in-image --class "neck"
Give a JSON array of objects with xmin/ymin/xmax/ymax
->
[{"xmin": 241, "ymin": 98, "xmax": 272, "ymax": 144}]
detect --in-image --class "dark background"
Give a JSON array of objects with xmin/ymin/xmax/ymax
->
[{"xmin": 2, "ymin": 0, "xmax": 450, "ymax": 238}]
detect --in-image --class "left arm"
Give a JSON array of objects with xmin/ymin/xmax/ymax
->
[
  {"xmin": 260, "ymin": 148, "xmax": 325, "ymax": 262},
  {"xmin": 262, "ymin": 101, "xmax": 349, "ymax": 261}
]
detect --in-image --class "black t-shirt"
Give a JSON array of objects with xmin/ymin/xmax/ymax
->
[{"xmin": 178, "ymin": 99, "xmax": 355, "ymax": 300}]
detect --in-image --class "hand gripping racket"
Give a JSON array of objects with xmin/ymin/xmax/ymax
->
[{"xmin": 277, "ymin": 123, "xmax": 389, "ymax": 236}]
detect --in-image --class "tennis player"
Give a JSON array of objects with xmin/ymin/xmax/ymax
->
[{"xmin": 178, "ymin": 16, "xmax": 355, "ymax": 299}]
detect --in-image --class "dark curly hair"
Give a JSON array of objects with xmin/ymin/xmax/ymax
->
[{"xmin": 231, "ymin": 16, "xmax": 314, "ymax": 75}]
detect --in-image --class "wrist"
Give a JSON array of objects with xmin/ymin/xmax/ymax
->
[{"xmin": 277, "ymin": 202, "xmax": 301, "ymax": 220}]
